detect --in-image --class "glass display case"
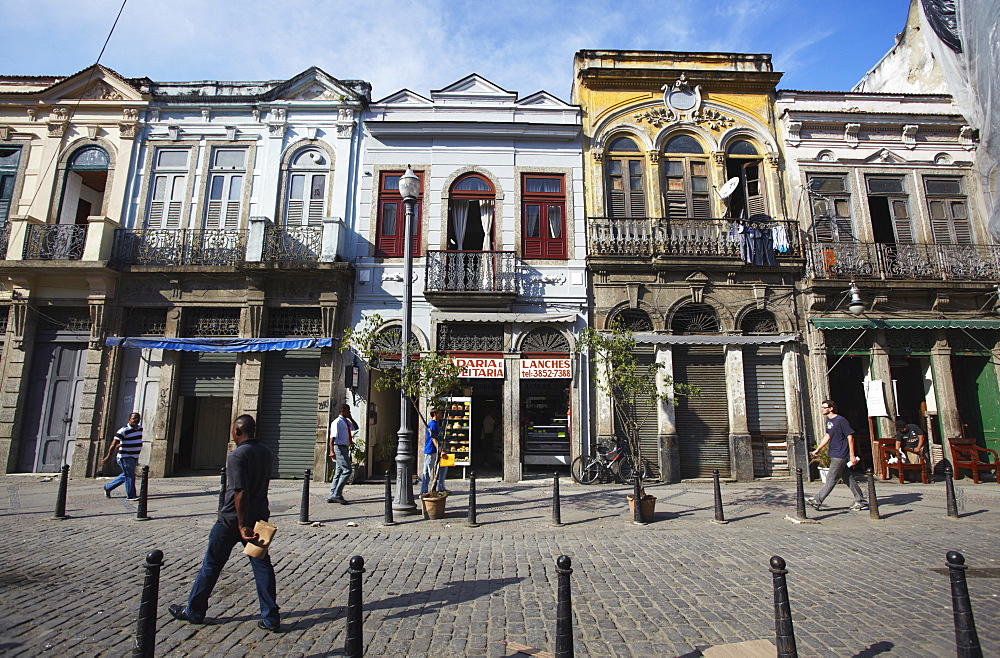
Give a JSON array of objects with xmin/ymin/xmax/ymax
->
[{"xmin": 442, "ymin": 396, "xmax": 472, "ymax": 467}]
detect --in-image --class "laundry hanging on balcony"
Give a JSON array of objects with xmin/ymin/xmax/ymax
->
[
  {"xmin": 730, "ymin": 223, "xmax": 776, "ymax": 265},
  {"xmin": 106, "ymin": 337, "xmax": 333, "ymax": 352}
]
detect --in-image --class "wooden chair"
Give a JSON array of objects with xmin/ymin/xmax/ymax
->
[
  {"xmin": 876, "ymin": 439, "xmax": 929, "ymax": 484},
  {"xmin": 948, "ymin": 437, "xmax": 999, "ymax": 484}
]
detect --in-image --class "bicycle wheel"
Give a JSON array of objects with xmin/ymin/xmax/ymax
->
[
  {"xmin": 571, "ymin": 455, "xmax": 603, "ymax": 485},
  {"xmin": 615, "ymin": 456, "xmax": 637, "ymax": 484}
]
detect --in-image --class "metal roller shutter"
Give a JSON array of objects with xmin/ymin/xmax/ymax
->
[
  {"xmin": 178, "ymin": 352, "xmax": 236, "ymax": 396},
  {"xmin": 614, "ymin": 346, "xmax": 660, "ymax": 478},
  {"xmin": 259, "ymin": 349, "xmax": 321, "ymax": 478},
  {"xmin": 673, "ymin": 345, "xmax": 730, "ymax": 478},
  {"xmin": 744, "ymin": 346, "xmax": 789, "ymax": 477}
]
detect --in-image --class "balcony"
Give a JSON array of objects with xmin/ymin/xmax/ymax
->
[
  {"xmin": 807, "ymin": 242, "xmax": 1000, "ymax": 281},
  {"xmin": 424, "ymin": 250, "xmax": 518, "ymax": 309},
  {"xmin": 587, "ymin": 217, "xmax": 802, "ymax": 261},
  {"xmin": 24, "ymin": 224, "xmax": 87, "ymax": 260},
  {"xmin": 113, "ymin": 228, "xmax": 247, "ymax": 267},
  {"xmin": 262, "ymin": 225, "xmax": 322, "ymax": 263}
]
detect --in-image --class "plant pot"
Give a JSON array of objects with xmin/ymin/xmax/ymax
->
[
  {"xmin": 818, "ymin": 467, "xmax": 830, "ymax": 484},
  {"xmin": 627, "ymin": 494, "xmax": 657, "ymax": 522},
  {"xmin": 421, "ymin": 493, "xmax": 447, "ymax": 520}
]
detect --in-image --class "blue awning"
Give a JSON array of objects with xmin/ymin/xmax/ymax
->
[{"xmin": 105, "ymin": 337, "xmax": 332, "ymax": 352}]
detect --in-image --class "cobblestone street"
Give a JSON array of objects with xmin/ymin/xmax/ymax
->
[{"xmin": 1, "ymin": 473, "xmax": 998, "ymax": 657}]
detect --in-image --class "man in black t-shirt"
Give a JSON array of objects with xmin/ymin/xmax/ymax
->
[
  {"xmin": 168, "ymin": 415, "xmax": 280, "ymax": 632},
  {"xmin": 807, "ymin": 399, "xmax": 868, "ymax": 511}
]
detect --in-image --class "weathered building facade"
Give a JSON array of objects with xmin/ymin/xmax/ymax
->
[
  {"xmin": 573, "ymin": 51, "xmax": 808, "ymax": 482},
  {"xmin": 351, "ymin": 75, "xmax": 589, "ymax": 482}
]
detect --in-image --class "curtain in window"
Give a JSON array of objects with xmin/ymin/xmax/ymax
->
[
  {"xmin": 450, "ymin": 200, "xmax": 469, "ymax": 249},
  {"xmin": 547, "ymin": 205, "xmax": 562, "ymax": 239},
  {"xmin": 480, "ymin": 200, "xmax": 495, "ymax": 249}
]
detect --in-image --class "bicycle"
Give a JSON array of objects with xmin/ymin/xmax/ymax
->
[{"xmin": 571, "ymin": 439, "xmax": 649, "ymax": 485}]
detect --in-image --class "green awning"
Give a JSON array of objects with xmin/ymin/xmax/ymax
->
[{"xmin": 811, "ymin": 318, "xmax": 1000, "ymax": 330}]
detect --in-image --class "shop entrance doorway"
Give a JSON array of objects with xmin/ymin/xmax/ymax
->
[{"xmin": 826, "ymin": 354, "xmax": 872, "ymax": 464}]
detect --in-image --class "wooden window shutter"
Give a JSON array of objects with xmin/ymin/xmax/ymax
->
[
  {"xmin": 890, "ymin": 199, "xmax": 913, "ymax": 243},
  {"xmin": 742, "ymin": 162, "xmax": 766, "ymax": 218}
]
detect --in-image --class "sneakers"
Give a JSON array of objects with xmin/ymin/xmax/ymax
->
[
  {"xmin": 850, "ymin": 502, "xmax": 870, "ymax": 511},
  {"xmin": 327, "ymin": 495, "xmax": 347, "ymax": 504},
  {"xmin": 104, "ymin": 487, "xmax": 111, "ymax": 499},
  {"xmin": 805, "ymin": 496, "xmax": 821, "ymax": 510}
]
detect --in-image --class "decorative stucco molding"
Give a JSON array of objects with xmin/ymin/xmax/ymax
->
[
  {"xmin": 959, "ymin": 125, "xmax": 976, "ymax": 150},
  {"xmin": 902, "ymin": 124, "xmax": 918, "ymax": 149},
  {"xmin": 785, "ymin": 120, "xmax": 802, "ymax": 146},
  {"xmin": 844, "ymin": 123, "xmax": 861, "ymax": 148}
]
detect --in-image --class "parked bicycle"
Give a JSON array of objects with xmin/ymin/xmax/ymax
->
[{"xmin": 571, "ymin": 438, "xmax": 649, "ymax": 485}]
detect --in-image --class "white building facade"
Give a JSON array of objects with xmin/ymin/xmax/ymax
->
[{"xmin": 350, "ymin": 75, "xmax": 588, "ymax": 482}]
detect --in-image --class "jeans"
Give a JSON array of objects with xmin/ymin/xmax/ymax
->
[
  {"xmin": 105, "ymin": 456, "xmax": 138, "ymax": 499},
  {"xmin": 419, "ymin": 452, "xmax": 448, "ymax": 494},
  {"xmin": 329, "ymin": 444, "xmax": 351, "ymax": 498},
  {"xmin": 815, "ymin": 456, "xmax": 867, "ymax": 505},
  {"xmin": 185, "ymin": 520, "xmax": 279, "ymax": 627}
]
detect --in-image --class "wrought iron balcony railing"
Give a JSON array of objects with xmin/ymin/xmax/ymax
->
[
  {"xmin": 24, "ymin": 224, "xmax": 87, "ymax": 260},
  {"xmin": 807, "ymin": 241, "xmax": 1000, "ymax": 281},
  {"xmin": 425, "ymin": 250, "xmax": 518, "ymax": 293},
  {"xmin": 262, "ymin": 224, "xmax": 323, "ymax": 262},
  {"xmin": 113, "ymin": 228, "xmax": 248, "ymax": 266},
  {"xmin": 587, "ymin": 217, "xmax": 801, "ymax": 259}
]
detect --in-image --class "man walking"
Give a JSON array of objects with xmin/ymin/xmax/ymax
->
[
  {"xmin": 808, "ymin": 400, "xmax": 868, "ymax": 511},
  {"xmin": 102, "ymin": 412, "xmax": 142, "ymax": 500},
  {"xmin": 420, "ymin": 408, "xmax": 448, "ymax": 495},
  {"xmin": 168, "ymin": 415, "xmax": 280, "ymax": 632},
  {"xmin": 327, "ymin": 404, "xmax": 357, "ymax": 504}
]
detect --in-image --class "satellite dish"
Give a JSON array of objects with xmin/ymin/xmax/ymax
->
[{"xmin": 717, "ymin": 177, "xmax": 740, "ymax": 200}]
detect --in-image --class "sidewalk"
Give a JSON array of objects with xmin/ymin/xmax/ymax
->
[{"xmin": 0, "ymin": 473, "xmax": 998, "ymax": 656}]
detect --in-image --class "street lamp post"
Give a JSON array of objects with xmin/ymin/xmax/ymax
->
[{"xmin": 394, "ymin": 165, "xmax": 420, "ymax": 515}]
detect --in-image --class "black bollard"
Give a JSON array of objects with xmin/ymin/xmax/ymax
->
[
  {"xmin": 135, "ymin": 465, "xmax": 151, "ymax": 521},
  {"xmin": 794, "ymin": 467, "xmax": 807, "ymax": 520},
  {"xmin": 555, "ymin": 555, "xmax": 574, "ymax": 658},
  {"xmin": 52, "ymin": 464, "xmax": 70, "ymax": 520},
  {"xmin": 298, "ymin": 469, "xmax": 312, "ymax": 525},
  {"xmin": 632, "ymin": 473, "xmax": 644, "ymax": 524},
  {"xmin": 865, "ymin": 468, "xmax": 881, "ymax": 521},
  {"xmin": 946, "ymin": 551, "xmax": 982, "ymax": 658},
  {"xmin": 218, "ymin": 467, "xmax": 226, "ymax": 513},
  {"xmin": 132, "ymin": 549, "xmax": 164, "ymax": 658},
  {"xmin": 466, "ymin": 471, "xmax": 479, "ymax": 528},
  {"xmin": 713, "ymin": 468, "xmax": 726, "ymax": 523},
  {"xmin": 551, "ymin": 472, "xmax": 562, "ymax": 527},
  {"xmin": 945, "ymin": 465, "xmax": 959, "ymax": 518},
  {"xmin": 383, "ymin": 470, "xmax": 397, "ymax": 526},
  {"xmin": 345, "ymin": 555, "xmax": 365, "ymax": 658},
  {"xmin": 769, "ymin": 555, "xmax": 798, "ymax": 658}
]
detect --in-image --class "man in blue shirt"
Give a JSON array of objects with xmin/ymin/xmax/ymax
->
[
  {"xmin": 420, "ymin": 408, "xmax": 448, "ymax": 495},
  {"xmin": 808, "ymin": 399, "xmax": 868, "ymax": 511}
]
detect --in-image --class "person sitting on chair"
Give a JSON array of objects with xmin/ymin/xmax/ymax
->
[{"xmin": 894, "ymin": 419, "xmax": 925, "ymax": 467}]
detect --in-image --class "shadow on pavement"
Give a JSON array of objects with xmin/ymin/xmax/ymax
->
[
  {"xmin": 852, "ymin": 640, "xmax": 894, "ymax": 656},
  {"xmin": 371, "ymin": 576, "xmax": 525, "ymax": 619}
]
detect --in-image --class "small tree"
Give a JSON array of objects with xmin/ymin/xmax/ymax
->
[
  {"xmin": 575, "ymin": 318, "xmax": 699, "ymax": 497},
  {"xmin": 341, "ymin": 314, "xmax": 463, "ymax": 494}
]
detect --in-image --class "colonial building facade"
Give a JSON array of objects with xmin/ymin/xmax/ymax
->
[
  {"xmin": 351, "ymin": 75, "xmax": 588, "ymax": 482},
  {"xmin": 573, "ymin": 51, "xmax": 807, "ymax": 482}
]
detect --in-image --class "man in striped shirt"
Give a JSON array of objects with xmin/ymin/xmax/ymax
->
[{"xmin": 102, "ymin": 412, "xmax": 143, "ymax": 500}]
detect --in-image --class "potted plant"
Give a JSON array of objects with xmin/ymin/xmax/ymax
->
[
  {"xmin": 576, "ymin": 318, "xmax": 699, "ymax": 523},
  {"xmin": 374, "ymin": 434, "xmax": 396, "ymax": 477},
  {"xmin": 348, "ymin": 434, "xmax": 366, "ymax": 484},
  {"xmin": 811, "ymin": 445, "xmax": 831, "ymax": 483},
  {"xmin": 341, "ymin": 314, "xmax": 463, "ymax": 519}
]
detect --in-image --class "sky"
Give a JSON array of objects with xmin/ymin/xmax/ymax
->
[{"xmin": 1, "ymin": 0, "xmax": 912, "ymax": 101}]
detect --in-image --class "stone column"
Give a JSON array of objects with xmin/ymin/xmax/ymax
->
[
  {"xmin": 656, "ymin": 344, "xmax": 679, "ymax": 482},
  {"xmin": 0, "ymin": 292, "xmax": 37, "ymax": 473},
  {"xmin": 726, "ymin": 344, "xmax": 753, "ymax": 481},
  {"xmin": 870, "ymin": 331, "xmax": 895, "ymax": 440},
  {"xmin": 782, "ymin": 342, "xmax": 807, "ymax": 474},
  {"xmin": 503, "ymin": 353, "xmax": 521, "ymax": 483},
  {"xmin": 593, "ymin": 358, "xmax": 614, "ymax": 446},
  {"xmin": 930, "ymin": 330, "xmax": 961, "ymax": 465},
  {"xmin": 149, "ymin": 308, "xmax": 182, "ymax": 477}
]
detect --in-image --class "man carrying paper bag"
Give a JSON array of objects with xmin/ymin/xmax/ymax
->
[{"xmin": 168, "ymin": 414, "xmax": 281, "ymax": 632}]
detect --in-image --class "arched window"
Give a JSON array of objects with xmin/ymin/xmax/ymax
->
[
  {"xmin": 59, "ymin": 146, "xmax": 110, "ymax": 225},
  {"xmin": 724, "ymin": 138, "xmax": 766, "ymax": 220},
  {"xmin": 521, "ymin": 327, "xmax": 570, "ymax": 353},
  {"xmin": 741, "ymin": 310, "xmax": 778, "ymax": 334},
  {"xmin": 671, "ymin": 303, "xmax": 719, "ymax": 334},
  {"xmin": 610, "ymin": 308, "xmax": 653, "ymax": 332},
  {"xmin": 662, "ymin": 134, "xmax": 709, "ymax": 219},
  {"xmin": 605, "ymin": 136, "xmax": 645, "ymax": 218},
  {"xmin": 284, "ymin": 147, "xmax": 328, "ymax": 226},
  {"xmin": 448, "ymin": 173, "xmax": 495, "ymax": 251}
]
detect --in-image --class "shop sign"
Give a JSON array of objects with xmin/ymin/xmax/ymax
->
[
  {"xmin": 452, "ymin": 357, "xmax": 505, "ymax": 378},
  {"xmin": 520, "ymin": 358, "xmax": 571, "ymax": 379}
]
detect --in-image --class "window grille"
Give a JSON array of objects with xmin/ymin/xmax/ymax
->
[
  {"xmin": 611, "ymin": 308, "xmax": 653, "ymax": 332},
  {"xmin": 740, "ymin": 310, "xmax": 778, "ymax": 334},
  {"xmin": 268, "ymin": 308, "xmax": 323, "ymax": 337},
  {"xmin": 37, "ymin": 307, "xmax": 91, "ymax": 332},
  {"xmin": 521, "ymin": 327, "xmax": 570, "ymax": 353},
  {"xmin": 124, "ymin": 308, "xmax": 168, "ymax": 337},
  {"xmin": 437, "ymin": 323, "xmax": 504, "ymax": 352},
  {"xmin": 671, "ymin": 303, "xmax": 719, "ymax": 334},
  {"xmin": 184, "ymin": 307, "xmax": 240, "ymax": 337}
]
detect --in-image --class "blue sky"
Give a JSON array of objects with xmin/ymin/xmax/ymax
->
[{"xmin": 1, "ymin": 0, "xmax": 912, "ymax": 100}]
